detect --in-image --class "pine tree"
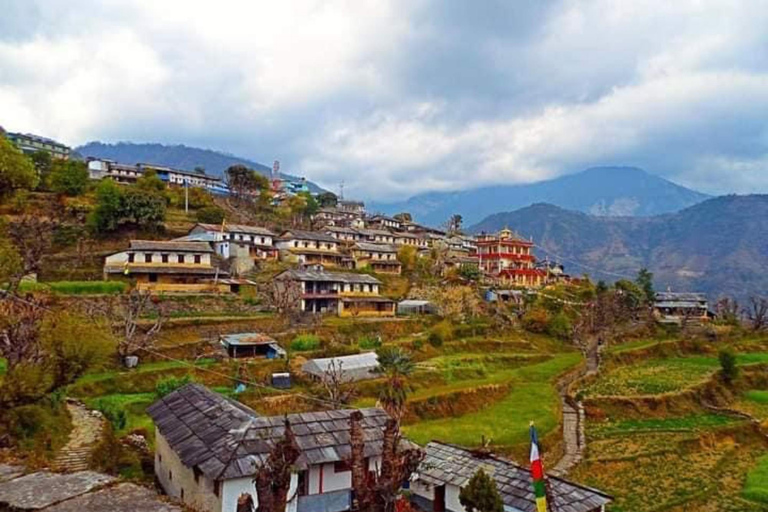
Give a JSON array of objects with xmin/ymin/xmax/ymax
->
[{"xmin": 459, "ymin": 468, "xmax": 504, "ymax": 512}]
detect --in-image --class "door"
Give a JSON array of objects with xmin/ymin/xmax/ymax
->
[{"xmin": 434, "ymin": 485, "xmax": 446, "ymax": 512}]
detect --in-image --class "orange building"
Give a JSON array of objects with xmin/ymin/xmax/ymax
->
[{"xmin": 476, "ymin": 228, "xmax": 545, "ymax": 287}]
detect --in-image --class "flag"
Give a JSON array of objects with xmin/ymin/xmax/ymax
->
[{"xmin": 530, "ymin": 422, "xmax": 548, "ymax": 512}]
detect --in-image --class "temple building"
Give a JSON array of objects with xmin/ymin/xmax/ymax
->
[{"xmin": 476, "ymin": 229, "xmax": 545, "ymax": 288}]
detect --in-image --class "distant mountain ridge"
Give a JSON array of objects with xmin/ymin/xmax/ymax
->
[
  {"xmin": 76, "ymin": 141, "xmax": 327, "ymax": 193},
  {"xmin": 370, "ymin": 166, "xmax": 710, "ymax": 226},
  {"xmin": 469, "ymin": 195, "xmax": 768, "ymax": 299}
]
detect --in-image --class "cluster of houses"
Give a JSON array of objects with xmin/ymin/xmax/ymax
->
[{"xmin": 148, "ymin": 383, "xmax": 613, "ymax": 512}]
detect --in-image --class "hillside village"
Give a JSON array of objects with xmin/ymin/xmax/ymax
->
[{"xmin": 2, "ymin": 129, "xmax": 768, "ymax": 512}]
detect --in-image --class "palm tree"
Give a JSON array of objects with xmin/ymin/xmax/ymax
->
[{"xmin": 375, "ymin": 346, "xmax": 414, "ymax": 423}]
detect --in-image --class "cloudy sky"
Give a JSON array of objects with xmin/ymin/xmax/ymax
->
[{"xmin": 2, "ymin": 0, "xmax": 768, "ymax": 200}]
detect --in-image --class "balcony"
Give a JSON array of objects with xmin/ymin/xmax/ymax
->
[{"xmin": 297, "ymin": 489, "xmax": 351, "ymax": 512}]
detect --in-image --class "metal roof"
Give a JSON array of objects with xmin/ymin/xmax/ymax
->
[
  {"xmin": 417, "ymin": 442, "xmax": 612, "ymax": 512},
  {"xmin": 277, "ymin": 268, "xmax": 381, "ymax": 285},
  {"xmin": 128, "ymin": 240, "xmax": 214, "ymax": 253},
  {"xmin": 280, "ymin": 229, "xmax": 339, "ymax": 243},
  {"xmin": 194, "ymin": 223, "xmax": 274, "ymax": 236},
  {"xmin": 354, "ymin": 242, "xmax": 398, "ymax": 253},
  {"xmin": 147, "ymin": 384, "xmax": 392, "ymax": 480},
  {"xmin": 655, "ymin": 292, "xmax": 707, "ymax": 302},
  {"xmin": 302, "ymin": 352, "xmax": 380, "ymax": 381},
  {"xmin": 220, "ymin": 332, "xmax": 278, "ymax": 346}
]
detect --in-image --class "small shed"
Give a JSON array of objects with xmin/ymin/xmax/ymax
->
[
  {"xmin": 302, "ymin": 352, "xmax": 380, "ymax": 382},
  {"xmin": 220, "ymin": 333, "xmax": 286, "ymax": 359},
  {"xmin": 271, "ymin": 372, "xmax": 291, "ymax": 389},
  {"xmin": 397, "ymin": 300, "xmax": 437, "ymax": 315}
]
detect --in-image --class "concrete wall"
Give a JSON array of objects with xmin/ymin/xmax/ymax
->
[
  {"xmin": 105, "ymin": 250, "xmax": 212, "ymax": 266},
  {"xmin": 155, "ymin": 429, "xmax": 223, "ymax": 512}
]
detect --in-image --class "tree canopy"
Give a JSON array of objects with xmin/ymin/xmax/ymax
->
[
  {"xmin": 459, "ymin": 469, "xmax": 504, "ymax": 512},
  {"xmin": 0, "ymin": 137, "xmax": 38, "ymax": 201}
]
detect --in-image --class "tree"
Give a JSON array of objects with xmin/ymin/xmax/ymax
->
[
  {"xmin": 120, "ymin": 187, "xmax": 166, "ymax": 231},
  {"xmin": 745, "ymin": 296, "xmax": 768, "ymax": 332},
  {"xmin": 635, "ymin": 268, "xmax": 655, "ymax": 304},
  {"xmin": 298, "ymin": 191, "xmax": 319, "ymax": 217},
  {"xmin": 263, "ymin": 279, "xmax": 302, "ymax": 317},
  {"xmin": 715, "ymin": 297, "xmax": 740, "ymax": 326},
  {"xmin": 93, "ymin": 290, "xmax": 166, "ymax": 359},
  {"xmin": 459, "ymin": 264, "xmax": 481, "ymax": 282},
  {"xmin": 88, "ymin": 179, "xmax": 124, "ymax": 233},
  {"xmin": 321, "ymin": 359, "xmax": 356, "ymax": 405},
  {"xmin": 447, "ymin": 214, "xmax": 463, "ymax": 234},
  {"xmin": 317, "ymin": 192, "xmax": 338, "ymax": 208},
  {"xmin": 50, "ymin": 160, "xmax": 89, "ymax": 196},
  {"xmin": 5, "ymin": 216, "xmax": 55, "ymax": 292},
  {"xmin": 135, "ymin": 169, "xmax": 166, "ymax": 192},
  {"xmin": 719, "ymin": 349, "xmax": 739, "ymax": 384},
  {"xmin": 30, "ymin": 150, "xmax": 53, "ymax": 188},
  {"xmin": 349, "ymin": 411, "xmax": 423, "ymax": 512},
  {"xmin": 459, "ymin": 469, "xmax": 504, "ymax": 512},
  {"xmin": 226, "ymin": 165, "xmax": 267, "ymax": 201},
  {"xmin": 393, "ymin": 212, "xmax": 412, "ymax": 223},
  {"xmin": 397, "ymin": 245, "xmax": 418, "ymax": 274},
  {"xmin": 196, "ymin": 205, "xmax": 225, "ymax": 224},
  {"xmin": 0, "ymin": 221, "xmax": 22, "ymax": 286},
  {"xmin": 253, "ymin": 419, "xmax": 301, "ymax": 512},
  {"xmin": 0, "ymin": 136, "xmax": 38, "ymax": 201},
  {"xmin": 375, "ymin": 346, "xmax": 414, "ymax": 423}
]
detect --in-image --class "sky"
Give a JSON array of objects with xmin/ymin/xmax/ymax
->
[{"xmin": 1, "ymin": 0, "xmax": 768, "ymax": 201}]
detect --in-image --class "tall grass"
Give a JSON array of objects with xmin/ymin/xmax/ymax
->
[
  {"xmin": 743, "ymin": 455, "xmax": 768, "ymax": 504},
  {"xmin": 18, "ymin": 280, "xmax": 127, "ymax": 295},
  {"xmin": 290, "ymin": 334, "xmax": 321, "ymax": 352}
]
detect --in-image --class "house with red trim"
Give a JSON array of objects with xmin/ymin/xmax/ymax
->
[{"xmin": 476, "ymin": 229, "xmax": 545, "ymax": 288}]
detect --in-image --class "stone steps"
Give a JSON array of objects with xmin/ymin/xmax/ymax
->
[{"xmin": 52, "ymin": 401, "xmax": 105, "ymax": 473}]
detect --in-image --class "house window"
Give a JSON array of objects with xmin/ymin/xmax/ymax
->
[
  {"xmin": 145, "ymin": 254, "xmax": 153, "ymax": 263},
  {"xmin": 128, "ymin": 253, "xmax": 135, "ymax": 263},
  {"xmin": 161, "ymin": 254, "xmax": 169, "ymax": 263},
  {"xmin": 213, "ymin": 480, "xmax": 221, "ymax": 497},
  {"xmin": 193, "ymin": 467, "xmax": 202, "ymax": 484},
  {"xmin": 194, "ymin": 255, "xmax": 201, "ymax": 264},
  {"xmin": 149, "ymin": 274, "xmax": 158, "ymax": 283},
  {"xmin": 334, "ymin": 460, "xmax": 352, "ymax": 473},
  {"xmin": 178, "ymin": 255, "xmax": 185, "ymax": 263}
]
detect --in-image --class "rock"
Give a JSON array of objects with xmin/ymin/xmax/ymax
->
[
  {"xmin": 0, "ymin": 471, "xmax": 114, "ymax": 510},
  {"xmin": 43, "ymin": 482, "xmax": 182, "ymax": 512},
  {"xmin": 122, "ymin": 434, "xmax": 150, "ymax": 454}
]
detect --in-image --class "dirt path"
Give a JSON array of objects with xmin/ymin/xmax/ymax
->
[{"xmin": 53, "ymin": 400, "xmax": 105, "ymax": 473}]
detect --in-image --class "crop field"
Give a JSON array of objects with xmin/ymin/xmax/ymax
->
[{"xmin": 582, "ymin": 353, "xmax": 768, "ymax": 397}]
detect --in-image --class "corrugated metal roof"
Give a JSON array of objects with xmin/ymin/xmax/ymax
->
[
  {"xmin": 129, "ymin": 240, "xmax": 213, "ymax": 253},
  {"xmin": 277, "ymin": 268, "xmax": 381, "ymax": 285},
  {"xmin": 302, "ymin": 352, "xmax": 380, "ymax": 381}
]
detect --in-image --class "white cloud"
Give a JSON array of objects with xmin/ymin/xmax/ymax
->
[{"xmin": 1, "ymin": 0, "xmax": 768, "ymax": 200}]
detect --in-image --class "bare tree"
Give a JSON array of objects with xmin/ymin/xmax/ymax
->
[
  {"xmin": 253, "ymin": 418, "xmax": 301, "ymax": 512},
  {"xmin": 715, "ymin": 297, "xmax": 740, "ymax": 325},
  {"xmin": 0, "ymin": 294, "xmax": 47, "ymax": 369},
  {"xmin": 322, "ymin": 359, "xmax": 356, "ymax": 405},
  {"xmin": 89, "ymin": 289, "xmax": 166, "ymax": 359},
  {"xmin": 5, "ymin": 216, "xmax": 55, "ymax": 292},
  {"xmin": 745, "ymin": 296, "xmax": 768, "ymax": 332},
  {"xmin": 349, "ymin": 411, "xmax": 424, "ymax": 512},
  {"xmin": 263, "ymin": 279, "xmax": 302, "ymax": 317}
]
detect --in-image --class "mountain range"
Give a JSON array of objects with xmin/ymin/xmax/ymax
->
[
  {"xmin": 75, "ymin": 142, "xmax": 326, "ymax": 192},
  {"xmin": 469, "ymin": 195, "xmax": 768, "ymax": 300},
  {"xmin": 370, "ymin": 166, "xmax": 710, "ymax": 227}
]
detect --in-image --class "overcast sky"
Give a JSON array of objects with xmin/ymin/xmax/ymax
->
[{"xmin": 2, "ymin": 0, "xmax": 768, "ymax": 200}]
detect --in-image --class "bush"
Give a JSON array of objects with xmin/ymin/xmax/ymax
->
[
  {"xmin": 196, "ymin": 206, "xmax": 226, "ymax": 224},
  {"xmin": 359, "ymin": 335, "xmax": 382, "ymax": 350},
  {"xmin": 18, "ymin": 280, "xmax": 127, "ymax": 295},
  {"xmin": 0, "ymin": 400, "xmax": 71, "ymax": 456},
  {"xmin": 719, "ymin": 349, "xmax": 739, "ymax": 384},
  {"xmin": 155, "ymin": 374, "xmax": 194, "ymax": 398},
  {"xmin": 521, "ymin": 307, "xmax": 550, "ymax": 334},
  {"xmin": 50, "ymin": 161, "xmax": 89, "ymax": 196},
  {"xmin": 547, "ymin": 312, "xmax": 572, "ymax": 340},
  {"xmin": 429, "ymin": 321, "xmax": 453, "ymax": 347},
  {"xmin": 290, "ymin": 334, "xmax": 321, "ymax": 352},
  {"xmin": 92, "ymin": 399, "xmax": 127, "ymax": 431}
]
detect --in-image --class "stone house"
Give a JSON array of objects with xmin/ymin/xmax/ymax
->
[{"xmin": 276, "ymin": 230, "xmax": 343, "ymax": 267}]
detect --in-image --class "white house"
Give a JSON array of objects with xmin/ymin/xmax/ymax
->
[
  {"xmin": 147, "ymin": 384, "xmax": 391, "ymax": 512},
  {"xmin": 188, "ymin": 223, "xmax": 276, "ymax": 260},
  {"xmin": 411, "ymin": 442, "xmax": 612, "ymax": 512}
]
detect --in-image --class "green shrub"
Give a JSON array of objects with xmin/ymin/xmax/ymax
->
[
  {"xmin": 719, "ymin": 349, "xmax": 739, "ymax": 384},
  {"xmin": 290, "ymin": 334, "xmax": 321, "ymax": 352},
  {"xmin": 1, "ymin": 400, "xmax": 71, "ymax": 455},
  {"xmin": 547, "ymin": 312, "xmax": 572, "ymax": 340},
  {"xmin": 155, "ymin": 374, "xmax": 194, "ymax": 398},
  {"xmin": 359, "ymin": 335, "xmax": 382, "ymax": 350},
  {"xmin": 412, "ymin": 339, "xmax": 424, "ymax": 351},
  {"xmin": 521, "ymin": 307, "xmax": 550, "ymax": 334},
  {"xmin": 196, "ymin": 206, "xmax": 226, "ymax": 224},
  {"xmin": 18, "ymin": 280, "xmax": 128, "ymax": 295},
  {"xmin": 428, "ymin": 321, "xmax": 452, "ymax": 347},
  {"xmin": 93, "ymin": 399, "xmax": 127, "ymax": 431},
  {"xmin": 743, "ymin": 455, "xmax": 768, "ymax": 504}
]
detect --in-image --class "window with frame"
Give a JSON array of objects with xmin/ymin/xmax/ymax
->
[
  {"xmin": 145, "ymin": 254, "xmax": 153, "ymax": 263},
  {"xmin": 128, "ymin": 253, "xmax": 135, "ymax": 263},
  {"xmin": 194, "ymin": 254, "xmax": 201, "ymax": 264},
  {"xmin": 178, "ymin": 255, "xmax": 185, "ymax": 263},
  {"xmin": 161, "ymin": 254, "xmax": 169, "ymax": 263}
]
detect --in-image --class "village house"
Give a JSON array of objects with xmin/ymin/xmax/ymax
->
[
  {"xmin": 87, "ymin": 158, "xmax": 143, "ymax": 183},
  {"xmin": 314, "ymin": 207, "xmax": 361, "ymax": 227},
  {"xmin": 351, "ymin": 242, "xmax": 402, "ymax": 274},
  {"xmin": 366, "ymin": 215, "xmax": 402, "ymax": 231},
  {"xmin": 189, "ymin": 223, "xmax": 277, "ymax": 261},
  {"xmin": 412, "ymin": 442, "xmax": 612, "ymax": 512},
  {"xmin": 147, "ymin": 383, "xmax": 393, "ymax": 512},
  {"xmin": 103, "ymin": 240, "xmax": 228, "ymax": 293},
  {"xmin": 392, "ymin": 231, "xmax": 428, "ymax": 248},
  {"xmin": 476, "ymin": 229, "xmax": 545, "ymax": 288},
  {"xmin": 355, "ymin": 228, "xmax": 396, "ymax": 245},
  {"xmin": 443, "ymin": 255, "xmax": 480, "ymax": 275},
  {"xmin": 337, "ymin": 200, "xmax": 366, "ymax": 215},
  {"xmin": 219, "ymin": 332, "xmax": 286, "ymax": 359},
  {"xmin": 276, "ymin": 230, "xmax": 344, "ymax": 267},
  {"xmin": 323, "ymin": 226, "xmax": 363, "ymax": 243},
  {"xmin": 6, "ymin": 131, "xmax": 71, "ymax": 160},
  {"xmin": 653, "ymin": 291, "xmax": 711, "ymax": 324},
  {"xmin": 275, "ymin": 265, "xmax": 396, "ymax": 317}
]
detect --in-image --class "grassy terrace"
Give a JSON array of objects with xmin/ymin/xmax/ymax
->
[
  {"xmin": 743, "ymin": 455, "xmax": 768, "ymax": 505},
  {"xmin": 582, "ymin": 353, "xmax": 768, "ymax": 397},
  {"xmin": 404, "ymin": 352, "xmax": 581, "ymax": 448}
]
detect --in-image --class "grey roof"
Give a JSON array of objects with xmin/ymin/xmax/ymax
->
[
  {"xmin": 303, "ymin": 352, "xmax": 380, "ymax": 381},
  {"xmin": 280, "ymin": 229, "xmax": 339, "ymax": 243},
  {"xmin": 655, "ymin": 292, "xmax": 707, "ymax": 303},
  {"xmin": 147, "ymin": 384, "xmax": 391, "ymax": 480},
  {"xmin": 324, "ymin": 226, "xmax": 359, "ymax": 235},
  {"xmin": 194, "ymin": 223, "xmax": 274, "ymax": 236},
  {"xmin": 277, "ymin": 268, "xmax": 381, "ymax": 285},
  {"xmin": 418, "ymin": 443, "xmax": 612, "ymax": 512},
  {"xmin": 220, "ymin": 332, "xmax": 278, "ymax": 346},
  {"xmin": 128, "ymin": 240, "xmax": 214, "ymax": 253},
  {"xmin": 655, "ymin": 301, "xmax": 708, "ymax": 309},
  {"xmin": 354, "ymin": 242, "xmax": 398, "ymax": 253}
]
